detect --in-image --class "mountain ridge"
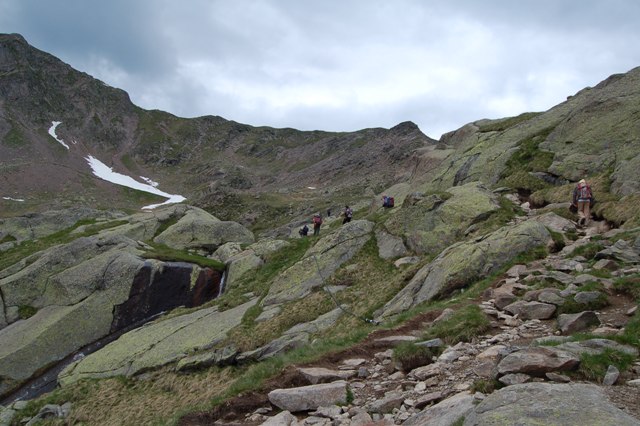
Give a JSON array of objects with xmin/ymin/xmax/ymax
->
[{"xmin": 0, "ymin": 33, "xmax": 435, "ymax": 230}]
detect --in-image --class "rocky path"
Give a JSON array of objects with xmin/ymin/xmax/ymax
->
[{"xmin": 178, "ymin": 217, "xmax": 640, "ymax": 425}]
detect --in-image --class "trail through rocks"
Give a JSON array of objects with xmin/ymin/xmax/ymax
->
[{"xmin": 179, "ymin": 216, "xmax": 640, "ymax": 425}]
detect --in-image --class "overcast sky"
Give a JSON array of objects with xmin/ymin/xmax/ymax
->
[{"xmin": 2, "ymin": 0, "xmax": 639, "ymax": 138}]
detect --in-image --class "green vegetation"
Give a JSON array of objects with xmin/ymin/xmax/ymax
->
[
  {"xmin": 470, "ymin": 378, "xmax": 502, "ymax": 394},
  {"xmin": 578, "ymin": 348, "xmax": 636, "ymax": 381},
  {"xmin": 0, "ymin": 234, "xmax": 17, "ymax": 244},
  {"xmin": 2, "ymin": 125, "xmax": 26, "ymax": 147},
  {"xmin": 392, "ymin": 342, "xmax": 434, "ymax": 372},
  {"xmin": 120, "ymin": 153, "xmax": 137, "ymax": 172},
  {"xmin": 153, "ymin": 216, "xmax": 181, "ymax": 238},
  {"xmin": 452, "ymin": 417, "xmax": 466, "ymax": 426},
  {"xmin": 18, "ymin": 305, "xmax": 37, "ymax": 319},
  {"xmin": 196, "ymin": 327, "xmax": 372, "ymax": 419},
  {"xmin": 620, "ymin": 311, "xmax": 640, "ymax": 347},
  {"xmin": 564, "ymin": 228, "xmax": 579, "ymax": 241},
  {"xmin": 120, "ymin": 186, "xmax": 167, "ymax": 206},
  {"xmin": 471, "ymin": 196, "xmax": 525, "ymax": 236},
  {"xmin": 477, "ymin": 112, "xmax": 542, "ymax": 133},
  {"xmin": 141, "ymin": 242, "xmax": 225, "ymax": 271},
  {"xmin": 613, "ymin": 274, "xmax": 640, "ymax": 301},
  {"xmin": 557, "ymin": 292, "xmax": 609, "ymax": 314},
  {"xmin": 547, "ymin": 228, "xmax": 566, "ymax": 252},
  {"xmin": 569, "ymin": 241, "xmax": 604, "ymax": 260},
  {"xmin": 463, "ymin": 245, "xmax": 548, "ymax": 300},
  {"xmin": 498, "ymin": 126, "xmax": 556, "ymax": 192},
  {"xmin": 345, "ymin": 387, "xmax": 355, "ymax": 405},
  {"xmin": 423, "ymin": 304, "xmax": 490, "ymax": 344}
]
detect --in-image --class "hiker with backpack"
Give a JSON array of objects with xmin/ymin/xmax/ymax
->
[
  {"xmin": 299, "ymin": 224, "xmax": 309, "ymax": 237},
  {"xmin": 312, "ymin": 214, "xmax": 323, "ymax": 236},
  {"xmin": 572, "ymin": 179, "xmax": 594, "ymax": 226},
  {"xmin": 342, "ymin": 205, "xmax": 353, "ymax": 224}
]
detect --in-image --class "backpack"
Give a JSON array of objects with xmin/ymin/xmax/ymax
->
[
  {"xmin": 387, "ymin": 197, "xmax": 395, "ymax": 208},
  {"xmin": 346, "ymin": 208, "xmax": 353, "ymax": 218},
  {"xmin": 578, "ymin": 184, "xmax": 592, "ymax": 200},
  {"xmin": 313, "ymin": 215, "xmax": 323, "ymax": 225}
]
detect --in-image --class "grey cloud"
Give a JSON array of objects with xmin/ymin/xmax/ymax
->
[{"xmin": 2, "ymin": 0, "xmax": 640, "ymax": 138}]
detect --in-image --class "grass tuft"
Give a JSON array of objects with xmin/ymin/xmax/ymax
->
[
  {"xmin": 569, "ymin": 242, "xmax": 604, "ymax": 260},
  {"xmin": 613, "ymin": 274, "xmax": 640, "ymax": 301},
  {"xmin": 578, "ymin": 348, "xmax": 636, "ymax": 381},
  {"xmin": 393, "ymin": 342, "xmax": 434, "ymax": 372},
  {"xmin": 18, "ymin": 305, "xmax": 38, "ymax": 319},
  {"xmin": 470, "ymin": 378, "xmax": 502, "ymax": 394},
  {"xmin": 423, "ymin": 304, "xmax": 490, "ymax": 344}
]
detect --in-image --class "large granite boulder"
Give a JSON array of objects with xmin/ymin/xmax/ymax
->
[
  {"xmin": 463, "ymin": 383, "xmax": 640, "ymax": 425},
  {"xmin": 404, "ymin": 391, "xmax": 476, "ymax": 426},
  {"xmin": 0, "ymin": 234, "xmax": 143, "ymax": 320},
  {"xmin": 384, "ymin": 181, "xmax": 501, "ymax": 255},
  {"xmin": 153, "ymin": 206, "xmax": 254, "ymax": 251},
  {"xmin": 262, "ymin": 220, "xmax": 374, "ymax": 306},
  {"xmin": 497, "ymin": 347, "xmax": 580, "ymax": 377},
  {"xmin": 503, "ymin": 300, "xmax": 557, "ymax": 320},
  {"xmin": 377, "ymin": 220, "xmax": 551, "ymax": 318},
  {"xmin": 532, "ymin": 211, "xmax": 577, "ymax": 233},
  {"xmin": 225, "ymin": 251, "xmax": 264, "ymax": 286},
  {"xmin": 267, "ymin": 381, "xmax": 349, "ymax": 412},
  {"xmin": 375, "ymin": 228, "xmax": 408, "ymax": 260},
  {"xmin": 59, "ymin": 299, "xmax": 257, "ymax": 385},
  {"xmin": 0, "ymin": 251, "xmax": 143, "ymax": 399}
]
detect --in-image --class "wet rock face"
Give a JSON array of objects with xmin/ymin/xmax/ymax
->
[{"xmin": 110, "ymin": 261, "xmax": 221, "ymax": 332}]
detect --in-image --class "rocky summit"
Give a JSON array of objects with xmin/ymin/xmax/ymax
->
[{"xmin": 1, "ymin": 33, "xmax": 640, "ymax": 425}]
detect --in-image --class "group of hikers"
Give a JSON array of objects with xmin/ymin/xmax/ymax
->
[
  {"xmin": 299, "ymin": 205, "xmax": 354, "ymax": 237},
  {"xmin": 299, "ymin": 179, "xmax": 593, "ymax": 238}
]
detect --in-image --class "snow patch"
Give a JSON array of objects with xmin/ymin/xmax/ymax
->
[
  {"xmin": 2, "ymin": 197, "xmax": 25, "ymax": 202},
  {"xmin": 48, "ymin": 121, "xmax": 70, "ymax": 150},
  {"xmin": 307, "ymin": 186, "xmax": 316, "ymax": 190},
  {"xmin": 85, "ymin": 155, "xmax": 186, "ymax": 210}
]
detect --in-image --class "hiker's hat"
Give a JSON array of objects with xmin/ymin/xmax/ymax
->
[{"xmin": 579, "ymin": 179, "xmax": 586, "ymax": 184}]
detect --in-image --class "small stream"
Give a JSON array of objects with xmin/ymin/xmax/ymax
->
[
  {"xmin": 0, "ymin": 311, "xmax": 165, "ymax": 406},
  {"xmin": 0, "ymin": 266, "xmax": 226, "ymax": 405}
]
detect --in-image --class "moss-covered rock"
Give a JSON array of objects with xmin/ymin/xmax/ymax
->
[
  {"xmin": 384, "ymin": 182, "xmax": 501, "ymax": 255},
  {"xmin": 377, "ymin": 220, "xmax": 551, "ymax": 318},
  {"xmin": 248, "ymin": 239, "xmax": 290, "ymax": 258},
  {"xmin": 262, "ymin": 220, "xmax": 374, "ymax": 306},
  {"xmin": 226, "ymin": 250, "xmax": 264, "ymax": 287},
  {"xmin": 0, "ymin": 234, "xmax": 140, "ymax": 310},
  {"xmin": 59, "ymin": 299, "xmax": 257, "ymax": 385},
  {"xmin": 153, "ymin": 206, "xmax": 254, "ymax": 251},
  {"xmin": 0, "ymin": 252, "xmax": 143, "ymax": 399}
]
